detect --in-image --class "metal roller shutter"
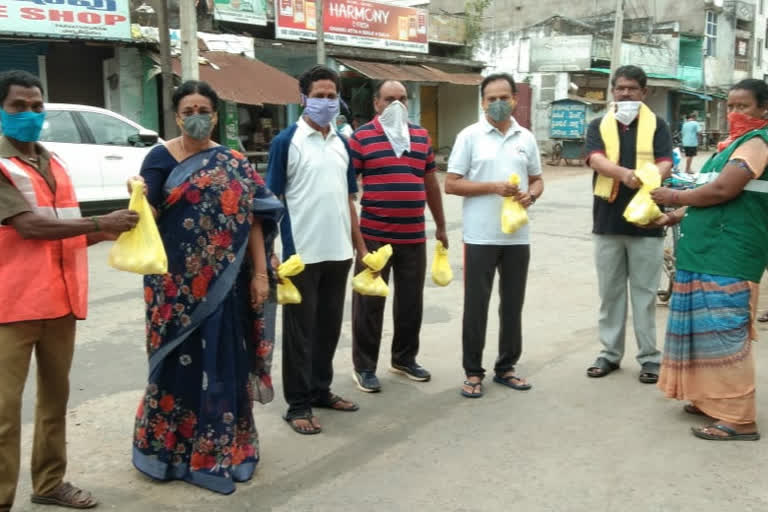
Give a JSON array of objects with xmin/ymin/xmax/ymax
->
[{"xmin": 0, "ymin": 41, "xmax": 46, "ymax": 75}]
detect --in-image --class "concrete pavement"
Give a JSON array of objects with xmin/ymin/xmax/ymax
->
[{"xmin": 11, "ymin": 158, "xmax": 768, "ymax": 512}]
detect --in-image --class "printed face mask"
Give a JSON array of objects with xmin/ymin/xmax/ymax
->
[
  {"xmin": 486, "ymin": 100, "xmax": 513, "ymax": 122},
  {"xmin": 0, "ymin": 109, "xmax": 46, "ymax": 142},
  {"xmin": 379, "ymin": 101, "xmax": 411, "ymax": 158},
  {"xmin": 716, "ymin": 111, "xmax": 768, "ymax": 151},
  {"xmin": 180, "ymin": 113, "xmax": 214, "ymax": 140},
  {"xmin": 303, "ymin": 96, "xmax": 340, "ymax": 127},
  {"xmin": 614, "ymin": 101, "xmax": 642, "ymax": 125}
]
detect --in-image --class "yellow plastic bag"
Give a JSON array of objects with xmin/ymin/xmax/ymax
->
[
  {"xmin": 623, "ymin": 162, "xmax": 663, "ymax": 225},
  {"xmin": 352, "ymin": 268, "xmax": 389, "ymax": 297},
  {"xmin": 431, "ymin": 241, "xmax": 453, "ymax": 286},
  {"xmin": 353, "ymin": 244, "xmax": 393, "ymax": 296},
  {"xmin": 501, "ymin": 174, "xmax": 528, "ymax": 234},
  {"xmin": 362, "ymin": 244, "xmax": 393, "ymax": 272},
  {"xmin": 108, "ymin": 181, "xmax": 168, "ymax": 275},
  {"xmin": 277, "ymin": 254, "xmax": 305, "ymax": 305}
]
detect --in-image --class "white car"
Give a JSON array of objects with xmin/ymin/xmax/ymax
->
[{"xmin": 39, "ymin": 104, "xmax": 161, "ymax": 207}]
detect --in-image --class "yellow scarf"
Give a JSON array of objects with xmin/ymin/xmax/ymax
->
[{"xmin": 594, "ymin": 103, "xmax": 656, "ymax": 202}]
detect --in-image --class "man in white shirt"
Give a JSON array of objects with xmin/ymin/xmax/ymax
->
[
  {"xmin": 445, "ymin": 73, "xmax": 544, "ymax": 398},
  {"xmin": 267, "ymin": 65, "xmax": 367, "ymax": 435}
]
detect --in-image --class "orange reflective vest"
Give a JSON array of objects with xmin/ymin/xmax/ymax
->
[{"xmin": 0, "ymin": 155, "xmax": 88, "ymax": 323}]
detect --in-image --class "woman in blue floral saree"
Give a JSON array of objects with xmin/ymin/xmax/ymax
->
[{"xmin": 131, "ymin": 81, "xmax": 282, "ymax": 494}]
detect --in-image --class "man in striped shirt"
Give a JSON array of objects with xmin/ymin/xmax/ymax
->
[{"xmin": 349, "ymin": 80, "xmax": 448, "ymax": 393}]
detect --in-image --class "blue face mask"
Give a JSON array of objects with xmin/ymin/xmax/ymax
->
[
  {"xmin": 0, "ymin": 109, "xmax": 46, "ymax": 142},
  {"xmin": 302, "ymin": 96, "xmax": 340, "ymax": 127}
]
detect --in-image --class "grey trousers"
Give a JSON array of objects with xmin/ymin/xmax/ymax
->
[{"xmin": 594, "ymin": 234, "xmax": 663, "ymax": 369}]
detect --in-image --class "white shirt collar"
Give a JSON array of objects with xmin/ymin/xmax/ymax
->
[
  {"xmin": 296, "ymin": 116, "xmax": 338, "ymax": 142},
  {"xmin": 481, "ymin": 115, "xmax": 522, "ymax": 138}
]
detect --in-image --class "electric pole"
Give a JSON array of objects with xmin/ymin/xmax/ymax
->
[
  {"xmin": 316, "ymin": 0, "xmax": 325, "ymax": 65},
  {"xmin": 608, "ymin": 0, "xmax": 624, "ymax": 100},
  {"xmin": 156, "ymin": 0, "xmax": 176, "ymax": 138},
  {"xmin": 180, "ymin": 0, "xmax": 199, "ymax": 80}
]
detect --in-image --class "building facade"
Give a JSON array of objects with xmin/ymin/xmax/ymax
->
[{"xmin": 430, "ymin": 0, "xmax": 768, "ymax": 151}]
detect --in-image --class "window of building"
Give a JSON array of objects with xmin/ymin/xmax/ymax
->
[
  {"xmin": 706, "ymin": 11, "xmax": 718, "ymax": 57},
  {"xmin": 736, "ymin": 38, "xmax": 750, "ymax": 58},
  {"xmin": 736, "ymin": 19, "xmax": 752, "ymax": 31},
  {"xmin": 759, "ymin": 39, "xmax": 764, "ymax": 63},
  {"xmin": 539, "ymin": 74, "xmax": 556, "ymax": 103}
]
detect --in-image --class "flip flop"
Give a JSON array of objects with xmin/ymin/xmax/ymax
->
[
  {"xmin": 587, "ymin": 357, "xmax": 619, "ymax": 378},
  {"xmin": 692, "ymin": 424, "xmax": 761, "ymax": 441},
  {"xmin": 493, "ymin": 374, "xmax": 532, "ymax": 390},
  {"xmin": 460, "ymin": 380, "xmax": 483, "ymax": 398},
  {"xmin": 283, "ymin": 413, "xmax": 322, "ymax": 435},
  {"xmin": 759, "ymin": 312, "xmax": 768, "ymax": 323}
]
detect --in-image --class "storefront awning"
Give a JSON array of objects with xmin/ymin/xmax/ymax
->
[
  {"xmin": 337, "ymin": 59, "xmax": 483, "ymax": 86},
  {"xmin": 679, "ymin": 89, "xmax": 713, "ymax": 101},
  {"xmin": 170, "ymin": 52, "xmax": 300, "ymax": 106}
]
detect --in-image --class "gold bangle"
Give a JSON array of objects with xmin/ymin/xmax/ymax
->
[{"xmin": 90, "ymin": 216, "xmax": 100, "ymax": 232}]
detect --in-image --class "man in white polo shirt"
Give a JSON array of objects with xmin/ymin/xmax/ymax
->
[
  {"xmin": 267, "ymin": 65, "xmax": 367, "ymax": 435},
  {"xmin": 445, "ymin": 72, "xmax": 544, "ymax": 399}
]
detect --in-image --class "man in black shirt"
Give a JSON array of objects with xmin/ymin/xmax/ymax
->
[{"xmin": 584, "ymin": 65, "xmax": 673, "ymax": 383}]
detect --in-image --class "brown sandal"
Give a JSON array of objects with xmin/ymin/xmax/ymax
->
[{"xmin": 31, "ymin": 482, "xmax": 98, "ymax": 509}]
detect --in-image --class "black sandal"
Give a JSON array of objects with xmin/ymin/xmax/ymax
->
[
  {"xmin": 586, "ymin": 357, "xmax": 619, "ymax": 378},
  {"xmin": 283, "ymin": 412, "xmax": 322, "ymax": 435},
  {"xmin": 311, "ymin": 394, "xmax": 359, "ymax": 412},
  {"xmin": 639, "ymin": 363, "xmax": 659, "ymax": 384}
]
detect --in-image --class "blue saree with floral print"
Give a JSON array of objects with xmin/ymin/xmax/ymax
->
[{"xmin": 133, "ymin": 146, "xmax": 282, "ymax": 494}]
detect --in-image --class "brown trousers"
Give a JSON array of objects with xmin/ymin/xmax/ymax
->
[{"xmin": 0, "ymin": 316, "xmax": 75, "ymax": 511}]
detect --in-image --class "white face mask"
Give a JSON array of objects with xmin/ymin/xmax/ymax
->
[
  {"xmin": 379, "ymin": 101, "xmax": 411, "ymax": 158},
  {"xmin": 614, "ymin": 101, "xmax": 642, "ymax": 125}
]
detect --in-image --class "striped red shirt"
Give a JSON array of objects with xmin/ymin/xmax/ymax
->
[{"xmin": 349, "ymin": 117, "xmax": 436, "ymax": 244}]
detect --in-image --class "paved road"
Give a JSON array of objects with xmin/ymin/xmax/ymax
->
[{"xmin": 13, "ymin": 155, "xmax": 768, "ymax": 511}]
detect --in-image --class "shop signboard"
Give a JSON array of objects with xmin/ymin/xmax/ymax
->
[
  {"xmin": 275, "ymin": 0, "xmax": 428, "ymax": 54},
  {"xmin": 550, "ymin": 100, "xmax": 586, "ymax": 139},
  {"xmin": 213, "ymin": 0, "xmax": 267, "ymax": 26},
  {"xmin": 0, "ymin": 0, "xmax": 131, "ymax": 41},
  {"xmin": 530, "ymin": 35, "xmax": 592, "ymax": 72},
  {"xmin": 220, "ymin": 101, "xmax": 240, "ymax": 151}
]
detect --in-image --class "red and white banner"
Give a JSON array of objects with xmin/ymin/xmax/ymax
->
[{"xmin": 275, "ymin": 0, "xmax": 428, "ymax": 54}]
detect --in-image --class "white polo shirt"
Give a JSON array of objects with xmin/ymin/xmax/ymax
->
[
  {"xmin": 448, "ymin": 116, "xmax": 542, "ymax": 246},
  {"xmin": 284, "ymin": 117, "xmax": 354, "ymax": 264}
]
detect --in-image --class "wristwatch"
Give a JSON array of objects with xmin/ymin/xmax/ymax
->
[{"xmin": 530, "ymin": 194, "xmax": 537, "ymax": 205}]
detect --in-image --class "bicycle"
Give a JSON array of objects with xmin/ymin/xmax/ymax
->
[
  {"xmin": 656, "ymin": 172, "xmax": 696, "ymax": 303},
  {"xmin": 657, "ymin": 210, "xmax": 680, "ymax": 303}
]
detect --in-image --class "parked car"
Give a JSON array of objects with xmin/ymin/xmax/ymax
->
[{"xmin": 31, "ymin": 104, "xmax": 160, "ymax": 209}]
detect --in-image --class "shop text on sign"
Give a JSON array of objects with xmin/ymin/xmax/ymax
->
[
  {"xmin": 0, "ymin": 0, "xmax": 131, "ymax": 41},
  {"xmin": 275, "ymin": 0, "xmax": 428, "ymax": 54}
]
